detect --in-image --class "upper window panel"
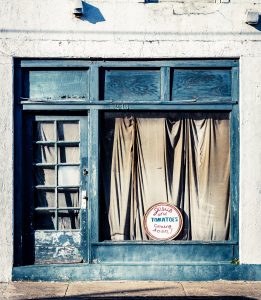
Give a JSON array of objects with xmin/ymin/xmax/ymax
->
[
  {"xmin": 100, "ymin": 68, "xmax": 161, "ymax": 101},
  {"xmin": 171, "ymin": 68, "xmax": 232, "ymax": 101},
  {"xmin": 23, "ymin": 69, "xmax": 89, "ymax": 100}
]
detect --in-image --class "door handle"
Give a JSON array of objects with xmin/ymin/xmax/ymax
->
[{"xmin": 81, "ymin": 190, "xmax": 87, "ymax": 209}]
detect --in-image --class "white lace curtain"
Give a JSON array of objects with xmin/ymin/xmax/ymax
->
[{"xmin": 101, "ymin": 112, "xmax": 230, "ymax": 241}]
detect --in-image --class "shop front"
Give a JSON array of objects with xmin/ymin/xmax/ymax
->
[{"xmin": 12, "ymin": 58, "xmax": 242, "ymax": 281}]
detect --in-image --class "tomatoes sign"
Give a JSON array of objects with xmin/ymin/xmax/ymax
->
[{"xmin": 144, "ymin": 203, "xmax": 183, "ymax": 241}]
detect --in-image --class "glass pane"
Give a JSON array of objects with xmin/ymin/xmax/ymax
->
[
  {"xmin": 58, "ymin": 210, "xmax": 80, "ymax": 229},
  {"xmin": 25, "ymin": 70, "xmax": 89, "ymax": 100},
  {"xmin": 34, "ymin": 145, "xmax": 55, "ymax": 163},
  {"xmin": 35, "ymin": 211, "xmax": 55, "ymax": 230},
  {"xmin": 57, "ymin": 121, "xmax": 79, "ymax": 141},
  {"xmin": 58, "ymin": 189, "xmax": 79, "ymax": 208},
  {"xmin": 101, "ymin": 68, "xmax": 161, "ymax": 101},
  {"xmin": 100, "ymin": 111, "xmax": 230, "ymax": 241},
  {"xmin": 171, "ymin": 68, "xmax": 232, "ymax": 100},
  {"xmin": 58, "ymin": 146, "xmax": 79, "ymax": 163},
  {"xmin": 34, "ymin": 167, "xmax": 55, "ymax": 186},
  {"xmin": 35, "ymin": 189, "xmax": 56, "ymax": 208},
  {"xmin": 58, "ymin": 166, "xmax": 80, "ymax": 186},
  {"xmin": 34, "ymin": 122, "xmax": 55, "ymax": 141}
]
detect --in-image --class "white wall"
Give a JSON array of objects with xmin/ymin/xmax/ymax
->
[{"xmin": 1, "ymin": 0, "xmax": 261, "ymax": 281}]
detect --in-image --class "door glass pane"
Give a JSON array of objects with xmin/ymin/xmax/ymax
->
[
  {"xmin": 34, "ymin": 167, "xmax": 55, "ymax": 186},
  {"xmin": 58, "ymin": 166, "xmax": 80, "ymax": 186},
  {"xmin": 35, "ymin": 211, "xmax": 56, "ymax": 230},
  {"xmin": 35, "ymin": 189, "xmax": 56, "ymax": 208},
  {"xmin": 58, "ymin": 189, "xmax": 79, "ymax": 208},
  {"xmin": 57, "ymin": 121, "xmax": 79, "ymax": 141},
  {"xmin": 34, "ymin": 122, "xmax": 55, "ymax": 141},
  {"xmin": 58, "ymin": 210, "xmax": 80, "ymax": 229},
  {"xmin": 58, "ymin": 146, "xmax": 79, "ymax": 163},
  {"xmin": 34, "ymin": 145, "xmax": 55, "ymax": 163}
]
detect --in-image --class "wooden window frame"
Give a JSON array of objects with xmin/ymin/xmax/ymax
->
[{"xmin": 14, "ymin": 59, "xmax": 239, "ymax": 266}]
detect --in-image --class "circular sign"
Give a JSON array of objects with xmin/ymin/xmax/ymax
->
[{"xmin": 143, "ymin": 203, "xmax": 183, "ymax": 241}]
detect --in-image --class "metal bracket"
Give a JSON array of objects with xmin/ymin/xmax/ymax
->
[{"xmin": 81, "ymin": 190, "xmax": 87, "ymax": 209}]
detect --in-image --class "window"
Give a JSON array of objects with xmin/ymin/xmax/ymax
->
[
  {"xmin": 100, "ymin": 111, "xmax": 230, "ymax": 242},
  {"xmin": 14, "ymin": 59, "xmax": 239, "ymax": 266}
]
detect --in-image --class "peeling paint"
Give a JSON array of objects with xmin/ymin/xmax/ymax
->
[{"xmin": 1, "ymin": 0, "xmax": 261, "ymax": 282}]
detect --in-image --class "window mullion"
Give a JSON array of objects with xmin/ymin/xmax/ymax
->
[
  {"xmin": 55, "ymin": 120, "xmax": 58, "ymax": 231},
  {"xmin": 161, "ymin": 67, "xmax": 170, "ymax": 101}
]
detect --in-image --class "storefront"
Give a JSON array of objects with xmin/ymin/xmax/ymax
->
[
  {"xmin": 11, "ymin": 58, "xmax": 241, "ymax": 280},
  {"xmin": 1, "ymin": 0, "xmax": 261, "ymax": 282}
]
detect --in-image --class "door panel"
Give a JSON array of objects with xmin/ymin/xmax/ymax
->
[{"xmin": 24, "ymin": 115, "xmax": 88, "ymax": 264}]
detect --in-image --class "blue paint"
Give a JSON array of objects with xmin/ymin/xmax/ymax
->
[
  {"xmin": 14, "ymin": 59, "xmax": 241, "ymax": 281},
  {"xmin": 12, "ymin": 263, "xmax": 261, "ymax": 281},
  {"xmin": 101, "ymin": 68, "xmax": 161, "ymax": 101},
  {"xmin": 171, "ymin": 68, "xmax": 232, "ymax": 100},
  {"xmin": 23, "ymin": 69, "xmax": 89, "ymax": 100}
]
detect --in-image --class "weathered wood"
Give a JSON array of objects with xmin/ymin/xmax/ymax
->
[
  {"xmin": 101, "ymin": 68, "xmax": 161, "ymax": 101},
  {"xmin": 21, "ymin": 103, "xmax": 234, "ymax": 111},
  {"xmin": 23, "ymin": 70, "xmax": 89, "ymax": 100},
  {"xmin": 12, "ymin": 263, "xmax": 261, "ymax": 281},
  {"xmin": 91, "ymin": 243, "xmax": 235, "ymax": 263},
  {"xmin": 19, "ymin": 59, "xmax": 238, "ymax": 68},
  {"xmin": 14, "ymin": 59, "xmax": 239, "ymax": 277},
  {"xmin": 34, "ymin": 231, "xmax": 82, "ymax": 264},
  {"xmin": 171, "ymin": 68, "xmax": 232, "ymax": 100}
]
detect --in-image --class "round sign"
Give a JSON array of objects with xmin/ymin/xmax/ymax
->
[{"xmin": 143, "ymin": 202, "xmax": 183, "ymax": 241}]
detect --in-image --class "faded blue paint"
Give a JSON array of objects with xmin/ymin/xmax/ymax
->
[
  {"xmin": 14, "ymin": 59, "xmax": 240, "ymax": 281},
  {"xmin": 12, "ymin": 264, "xmax": 261, "ymax": 281},
  {"xmin": 24, "ymin": 69, "xmax": 89, "ymax": 100},
  {"xmin": 101, "ymin": 68, "xmax": 161, "ymax": 101},
  {"xmin": 171, "ymin": 68, "xmax": 232, "ymax": 100}
]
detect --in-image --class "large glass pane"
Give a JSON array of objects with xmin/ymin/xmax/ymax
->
[
  {"xmin": 58, "ymin": 166, "xmax": 80, "ymax": 186},
  {"xmin": 34, "ymin": 167, "xmax": 55, "ymax": 186},
  {"xmin": 34, "ymin": 145, "xmax": 55, "ymax": 164},
  {"xmin": 100, "ymin": 111, "xmax": 230, "ymax": 242},
  {"xmin": 58, "ymin": 146, "xmax": 79, "ymax": 163},
  {"xmin": 58, "ymin": 189, "xmax": 79, "ymax": 208},
  {"xmin": 34, "ymin": 122, "xmax": 55, "ymax": 141},
  {"xmin": 57, "ymin": 121, "xmax": 79, "ymax": 141},
  {"xmin": 34, "ymin": 211, "xmax": 56, "ymax": 230},
  {"xmin": 35, "ymin": 189, "xmax": 56, "ymax": 208},
  {"xmin": 58, "ymin": 210, "xmax": 80, "ymax": 229}
]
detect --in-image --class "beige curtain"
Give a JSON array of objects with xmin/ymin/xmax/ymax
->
[{"xmin": 102, "ymin": 112, "xmax": 230, "ymax": 241}]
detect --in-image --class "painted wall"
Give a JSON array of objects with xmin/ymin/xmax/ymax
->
[{"xmin": 1, "ymin": 0, "xmax": 261, "ymax": 281}]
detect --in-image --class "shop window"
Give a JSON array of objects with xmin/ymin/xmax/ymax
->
[{"xmin": 100, "ymin": 111, "xmax": 230, "ymax": 241}]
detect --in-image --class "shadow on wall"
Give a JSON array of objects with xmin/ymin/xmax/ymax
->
[
  {"xmin": 251, "ymin": 16, "xmax": 261, "ymax": 31},
  {"xmin": 80, "ymin": 2, "xmax": 106, "ymax": 24}
]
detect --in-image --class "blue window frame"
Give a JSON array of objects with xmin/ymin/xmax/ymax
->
[{"xmin": 14, "ymin": 59, "xmax": 239, "ymax": 266}]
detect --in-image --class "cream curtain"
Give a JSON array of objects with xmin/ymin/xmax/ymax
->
[{"xmin": 101, "ymin": 112, "xmax": 230, "ymax": 241}]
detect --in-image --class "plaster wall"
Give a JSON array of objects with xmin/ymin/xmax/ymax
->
[{"xmin": 0, "ymin": 0, "xmax": 261, "ymax": 281}]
